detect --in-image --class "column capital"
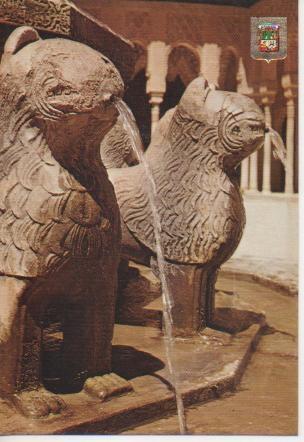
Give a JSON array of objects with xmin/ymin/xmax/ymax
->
[
  {"xmin": 258, "ymin": 86, "xmax": 276, "ymax": 107},
  {"xmin": 281, "ymin": 74, "xmax": 297, "ymax": 100},
  {"xmin": 248, "ymin": 86, "xmax": 275, "ymax": 107},
  {"xmin": 146, "ymin": 41, "xmax": 169, "ymax": 96},
  {"xmin": 149, "ymin": 92, "xmax": 164, "ymax": 105}
]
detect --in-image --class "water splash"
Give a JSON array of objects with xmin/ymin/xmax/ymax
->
[
  {"xmin": 268, "ymin": 127, "xmax": 287, "ymax": 168},
  {"xmin": 116, "ymin": 99, "xmax": 188, "ymax": 435}
]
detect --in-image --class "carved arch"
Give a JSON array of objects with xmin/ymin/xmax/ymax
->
[
  {"xmin": 167, "ymin": 43, "xmax": 200, "ymax": 86},
  {"xmin": 131, "ymin": 40, "xmax": 147, "ymax": 79}
]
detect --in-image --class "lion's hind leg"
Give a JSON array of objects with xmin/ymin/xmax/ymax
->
[
  {"xmin": 0, "ymin": 276, "xmax": 29, "ymax": 396},
  {"xmin": 0, "ymin": 276, "xmax": 66, "ymax": 418}
]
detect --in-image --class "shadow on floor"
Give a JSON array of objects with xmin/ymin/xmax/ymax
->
[
  {"xmin": 210, "ymin": 307, "xmax": 266, "ymax": 334},
  {"xmin": 112, "ymin": 345, "xmax": 165, "ymax": 380}
]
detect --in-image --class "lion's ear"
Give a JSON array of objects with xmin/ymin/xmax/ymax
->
[{"xmin": 4, "ymin": 26, "xmax": 40, "ymax": 55}]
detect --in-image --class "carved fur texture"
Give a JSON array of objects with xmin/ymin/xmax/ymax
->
[
  {"xmin": 108, "ymin": 77, "xmax": 265, "ymax": 265},
  {"xmin": 0, "ymin": 27, "xmax": 124, "ymax": 278}
]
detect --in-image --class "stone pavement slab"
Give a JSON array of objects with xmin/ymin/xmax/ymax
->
[{"xmin": 222, "ymin": 256, "xmax": 298, "ymax": 296}]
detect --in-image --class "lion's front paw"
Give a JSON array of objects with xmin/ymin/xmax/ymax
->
[
  {"xmin": 84, "ymin": 373, "xmax": 133, "ymax": 401},
  {"xmin": 13, "ymin": 388, "xmax": 66, "ymax": 418}
]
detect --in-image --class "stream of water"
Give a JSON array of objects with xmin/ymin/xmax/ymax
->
[
  {"xmin": 268, "ymin": 127, "xmax": 287, "ymax": 168},
  {"xmin": 116, "ymin": 100, "xmax": 188, "ymax": 435},
  {"xmin": 115, "ymin": 100, "xmax": 288, "ymax": 435}
]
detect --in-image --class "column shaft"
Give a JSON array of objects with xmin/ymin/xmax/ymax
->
[
  {"xmin": 249, "ymin": 152, "xmax": 258, "ymax": 191},
  {"xmin": 285, "ymin": 99, "xmax": 295, "ymax": 194},
  {"xmin": 262, "ymin": 104, "xmax": 272, "ymax": 193},
  {"xmin": 240, "ymin": 157, "xmax": 249, "ymax": 190}
]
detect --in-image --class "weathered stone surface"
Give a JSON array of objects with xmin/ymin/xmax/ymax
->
[
  {"xmin": 110, "ymin": 78, "xmax": 266, "ymax": 266},
  {"xmin": 222, "ymin": 256, "xmax": 298, "ymax": 296},
  {"xmin": 0, "ymin": 0, "xmax": 71, "ymax": 35},
  {"xmin": 116, "ymin": 262, "xmax": 162, "ymax": 327},
  {"xmin": 216, "ymin": 275, "xmax": 297, "ymax": 336},
  {"xmin": 116, "ymin": 262, "xmax": 267, "ymax": 335},
  {"xmin": 124, "ymin": 352, "xmax": 297, "ymax": 436},
  {"xmin": 0, "ymin": 26, "xmax": 124, "ymax": 418},
  {"xmin": 0, "ymin": 0, "xmax": 136, "ymax": 83},
  {"xmin": 103, "ymin": 76, "xmax": 269, "ymax": 335},
  {"xmin": 0, "ymin": 320, "xmax": 263, "ymax": 435},
  {"xmin": 0, "ymin": 269, "xmax": 296, "ymax": 435},
  {"xmin": 123, "ymin": 273, "xmax": 297, "ymax": 436}
]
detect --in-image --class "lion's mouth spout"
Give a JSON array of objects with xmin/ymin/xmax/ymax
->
[
  {"xmin": 267, "ymin": 126, "xmax": 287, "ymax": 168},
  {"xmin": 114, "ymin": 99, "xmax": 144, "ymax": 162}
]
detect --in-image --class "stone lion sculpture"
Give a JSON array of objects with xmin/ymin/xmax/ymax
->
[
  {"xmin": 102, "ymin": 77, "xmax": 270, "ymax": 336},
  {"xmin": 0, "ymin": 26, "xmax": 131, "ymax": 418}
]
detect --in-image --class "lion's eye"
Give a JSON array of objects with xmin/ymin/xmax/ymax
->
[
  {"xmin": 232, "ymin": 125, "xmax": 241, "ymax": 135},
  {"xmin": 47, "ymin": 86, "xmax": 62, "ymax": 97},
  {"xmin": 47, "ymin": 85, "xmax": 73, "ymax": 97}
]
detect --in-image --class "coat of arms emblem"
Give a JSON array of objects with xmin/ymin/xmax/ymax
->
[
  {"xmin": 251, "ymin": 17, "xmax": 287, "ymax": 62},
  {"xmin": 258, "ymin": 23, "xmax": 279, "ymax": 52}
]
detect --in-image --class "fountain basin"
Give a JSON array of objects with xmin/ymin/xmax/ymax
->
[{"xmin": 0, "ymin": 265, "xmax": 269, "ymax": 435}]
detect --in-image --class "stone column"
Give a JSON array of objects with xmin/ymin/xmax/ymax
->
[
  {"xmin": 259, "ymin": 86, "xmax": 276, "ymax": 194},
  {"xmin": 240, "ymin": 157, "xmax": 249, "ymax": 190},
  {"xmin": 237, "ymin": 58, "xmax": 253, "ymax": 192},
  {"xmin": 146, "ymin": 41, "xmax": 169, "ymax": 136},
  {"xmin": 150, "ymin": 93, "xmax": 163, "ymax": 135},
  {"xmin": 249, "ymin": 152, "xmax": 258, "ymax": 192},
  {"xmin": 247, "ymin": 89, "xmax": 259, "ymax": 192},
  {"xmin": 198, "ymin": 43, "xmax": 222, "ymax": 86},
  {"xmin": 282, "ymin": 74, "xmax": 297, "ymax": 194}
]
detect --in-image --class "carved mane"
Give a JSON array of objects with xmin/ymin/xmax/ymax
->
[
  {"xmin": 0, "ymin": 30, "xmax": 121, "ymax": 278},
  {"xmin": 110, "ymin": 105, "xmax": 245, "ymax": 265}
]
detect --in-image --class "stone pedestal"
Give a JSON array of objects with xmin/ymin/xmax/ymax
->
[{"xmin": 0, "ymin": 264, "xmax": 266, "ymax": 435}]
